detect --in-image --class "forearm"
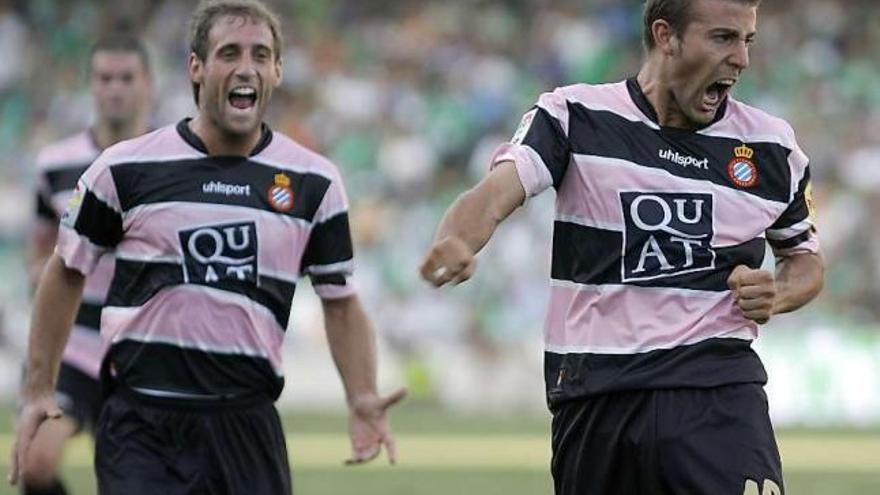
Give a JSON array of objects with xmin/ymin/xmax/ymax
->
[
  {"xmin": 323, "ymin": 295, "xmax": 378, "ymax": 404},
  {"xmin": 24, "ymin": 254, "xmax": 84, "ymax": 398},
  {"xmin": 773, "ymin": 252, "xmax": 824, "ymax": 314},
  {"xmin": 26, "ymin": 223, "xmax": 58, "ymax": 290},
  {"xmin": 434, "ymin": 161, "xmax": 525, "ymax": 255}
]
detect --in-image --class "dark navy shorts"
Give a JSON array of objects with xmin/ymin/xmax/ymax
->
[
  {"xmin": 550, "ymin": 383, "xmax": 784, "ymax": 495},
  {"xmin": 95, "ymin": 391, "xmax": 291, "ymax": 495},
  {"xmin": 55, "ymin": 362, "xmax": 103, "ymax": 434}
]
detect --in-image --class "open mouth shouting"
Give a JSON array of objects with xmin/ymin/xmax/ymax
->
[
  {"xmin": 228, "ymin": 85, "xmax": 257, "ymax": 111},
  {"xmin": 702, "ymin": 77, "xmax": 736, "ymax": 112}
]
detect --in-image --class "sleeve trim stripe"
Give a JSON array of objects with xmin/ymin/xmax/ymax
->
[
  {"xmin": 766, "ymin": 219, "xmax": 813, "ymax": 240},
  {"xmin": 767, "ymin": 230, "xmax": 812, "ymax": 250}
]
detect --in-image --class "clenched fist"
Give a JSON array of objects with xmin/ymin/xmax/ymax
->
[
  {"xmin": 727, "ymin": 265, "xmax": 776, "ymax": 324},
  {"xmin": 419, "ymin": 236, "xmax": 476, "ymax": 287}
]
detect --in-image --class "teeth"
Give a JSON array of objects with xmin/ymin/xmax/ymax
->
[{"xmin": 230, "ymin": 87, "xmax": 256, "ymax": 96}]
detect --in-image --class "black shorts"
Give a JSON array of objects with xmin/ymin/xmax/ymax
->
[
  {"xmin": 95, "ymin": 391, "xmax": 291, "ymax": 495},
  {"xmin": 550, "ymin": 383, "xmax": 784, "ymax": 495},
  {"xmin": 55, "ymin": 362, "xmax": 103, "ymax": 433}
]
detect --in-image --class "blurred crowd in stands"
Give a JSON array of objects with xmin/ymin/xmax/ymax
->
[{"xmin": 0, "ymin": 0, "xmax": 879, "ymax": 401}]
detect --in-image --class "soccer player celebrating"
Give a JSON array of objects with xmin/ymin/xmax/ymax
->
[
  {"xmin": 421, "ymin": 1, "xmax": 822, "ymax": 494},
  {"xmin": 22, "ymin": 34, "xmax": 153, "ymax": 495},
  {"xmin": 10, "ymin": 1, "xmax": 404, "ymax": 493}
]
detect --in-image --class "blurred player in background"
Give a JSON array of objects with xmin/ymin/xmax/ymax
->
[
  {"xmin": 421, "ymin": 0, "xmax": 823, "ymax": 493},
  {"xmin": 11, "ymin": 1, "xmax": 404, "ymax": 493},
  {"xmin": 22, "ymin": 34, "xmax": 153, "ymax": 495}
]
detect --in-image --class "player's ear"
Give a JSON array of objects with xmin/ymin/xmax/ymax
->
[
  {"xmin": 189, "ymin": 52, "xmax": 204, "ymax": 85},
  {"xmin": 651, "ymin": 19, "xmax": 678, "ymax": 56},
  {"xmin": 273, "ymin": 56, "xmax": 282, "ymax": 88}
]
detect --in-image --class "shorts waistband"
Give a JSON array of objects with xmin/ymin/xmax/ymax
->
[{"xmin": 113, "ymin": 385, "xmax": 272, "ymax": 411}]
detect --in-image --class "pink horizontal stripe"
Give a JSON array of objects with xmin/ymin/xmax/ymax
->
[
  {"xmin": 561, "ymin": 81, "xmax": 654, "ymax": 127},
  {"xmin": 102, "ymin": 285, "xmax": 285, "ymax": 373},
  {"xmin": 56, "ymin": 226, "xmax": 105, "ymax": 276},
  {"xmin": 36, "ymin": 132, "xmax": 97, "ymax": 169},
  {"xmin": 61, "ymin": 326, "xmax": 104, "ymax": 379},
  {"xmin": 544, "ymin": 283, "xmax": 756, "ymax": 354},
  {"xmin": 119, "ymin": 203, "xmax": 309, "ymax": 280},
  {"xmin": 101, "ymin": 126, "xmax": 202, "ymax": 164},
  {"xmin": 83, "ymin": 254, "xmax": 114, "ymax": 302},
  {"xmin": 557, "ymin": 154, "xmax": 786, "ymax": 246}
]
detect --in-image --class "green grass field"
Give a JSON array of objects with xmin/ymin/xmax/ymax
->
[{"xmin": 0, "ymin": 403, "xmax": 878, "ymax": 494}]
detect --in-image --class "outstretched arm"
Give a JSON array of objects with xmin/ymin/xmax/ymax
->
[
  {"xmin": 322, "ymin": 295, "xmax": 406, "ymax": 465},
  {"xmin": 419, "ymin": 161, "xmax": 526, "ymax": 286},
  {"xmin": 9, "ymin": 254, "xmax": 84, "ymax": 485}
]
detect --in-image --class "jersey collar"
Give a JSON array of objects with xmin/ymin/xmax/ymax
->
[
  {"xmin": 176, "ymin": 118, "xmax": 273, "ymax": 156},
  {"xmin": 626, "ymin": 77, "xmax": 728, "ymax": 131}
]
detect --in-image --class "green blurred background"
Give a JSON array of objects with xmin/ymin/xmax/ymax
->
[{"xmin": 0, "ymin": 0, "xmax": 878, "ymax": 493}]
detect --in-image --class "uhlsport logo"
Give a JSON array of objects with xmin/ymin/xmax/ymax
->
[
  {"xmin": 268, "ymin": 172, "xmax": 294, "ymax": 212},
  {"xmin": 202, "ymin": 180, "xmax": 251, "ymax": 197},
  {"xmin": 728, "ymin": 144, "xmax": 758, "ymax": 188},
  {"xmin": 658, "ymin": 149, "xmax": 709, "ymax": 170},
  {"xmin": 179, "ymin": 221, "xmax": 258, "ymax": 285},
  {"xmin": 621, "ymin": 192, "xmax": 715, "ymax": 282}
]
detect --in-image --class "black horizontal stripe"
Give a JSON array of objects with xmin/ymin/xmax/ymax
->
[
  {"xmin": 105, "ymin": 340, "xmax": 283, "ymax": 402},
  {"xmin": 74, "ymin": 301, "xmax": 102, "ymax": 331},
  {"xmin": 551, "ymin": 221, "xmax": 765, "ymax": 291},
  {"xmin": 522, "ymin": 107, "xmax": 571, "ymax": 189},
  {"xmin": 110, "ymin": 158, "xmax": 331, "ymax": 222},
  {"xmin": 311, "ymin": 273, "xmax": 348, "ymax": 286},
  {"xmin": 767, "ymin": 230, "xmax": 812, "ymax": 250},
  {"xmin": 107, "ymin": 259, "xmax": 296, "ymax": 329},
  {"xmin": 565, "ymin": 101, "xmax": 792, "ymax": 203},
  {"xmin": 300, "ymin": 212, "xmax": 354, "ymax": 273},
  {"xmin": 35, "ymin": 193, "xmax": 58, "ymax": 221},
  {"xmin": 544, "ymin": 338, "xmax": 767, "ymax": 405},
  {"xmin": 45, "ymin": 164, "xmax": 90, "ymax": 194},
  {"xmin": 770, "ymin": 167, "xmax": 811, "ymax": 230},
  {"xmin": 71, "ymin": 190, "xmax": 124, "ymax": 248}
]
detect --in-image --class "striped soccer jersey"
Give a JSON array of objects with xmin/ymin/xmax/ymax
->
[
  {"xmin": 35, "ymin": 131, "xmax": 111, "ymax": 379},
  {"xmin": 492, "ymin": 78, "xmax": 819, "ymax": 404},
  {"xmin": 57, "ymin": 119, "xmax": 355, "ymax": 400}
]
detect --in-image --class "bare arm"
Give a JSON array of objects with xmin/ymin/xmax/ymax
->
[
  {"xmin": 727, "ymin": 252, "xmax": 824, "ymax": 324},
  {"xmin": 9, "ymin": 254, "xmax": 84, "ymax": 485},
  {"xmin": 772, "ymin": 252, "xmax": 824, "ymax": 314},
  {"xmin": 322, "ymin": 295, "xmax": 405, "ymax": 465},
  {"xmin": 25, "ymin": 222, "xmax": 58, "ymax": 290},
  {"xmin": 420, "ymin": 161, "xmax": 526, "ymax": 286}
]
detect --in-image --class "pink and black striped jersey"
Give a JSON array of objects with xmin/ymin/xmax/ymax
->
[
  {"xmin": 34, "ymin": 131, "xmax": 111, "ymax": 379},
  {"xmin": 492, "ymin": 79, "xmax": 819, "ymax": 403},
  {"xmin": 57, "ymin": 120, "xmax": 355, "ymax": 400}
]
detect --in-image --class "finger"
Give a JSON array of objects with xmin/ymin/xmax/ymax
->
[
  {"xmin": 46, "ymin": 408, "xmax": 63, "ymax": 420},
  {"xmin": 431, "ymin": 266, "xmax": 461, "ymax": 288},
  {"xmin": 736, "ymin": 285, "xmax": 775, "ymax": 301},
  {"xmin": 344, "ymin": 445, "xmax": 380, "ymax": 466},
  {"xmin": 738, "ymin": 298, "xmax": 773, "ymax": 312},
  {"xmin": 743, "ymin": 310, "xmax": 771, "ymax": 324},
  {"xmin": 378, "ymin": 388, "xmax": 408, "ymax": 411},
  {"xmin": 383, "ymin": 434, "xmax": 398, "ymax": 465},
  {"xmin": 726, "ymin": 265, "xmax": 749, "ymax": 290},
  {"xmin": 419, "ymin": 255, "xmax": 439, "ymax": 281},
  {"xmin": 8, "ymin": 439, "xmax": 18, "ymax": 485},
  {"xmin": 451, "ymin": 260, "xmax": 476, "ymax": 286}
]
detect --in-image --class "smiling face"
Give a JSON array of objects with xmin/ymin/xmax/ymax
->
[
  {"xmin": 188, "ymin": 15, "xmax": 282, "ymax": 138},
  {"xmin": 661, "ymin": 0, "xmax": 757, "ymax": 126}
]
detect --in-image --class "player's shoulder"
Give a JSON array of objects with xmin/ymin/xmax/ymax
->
[
  {"xmin": 99, "ymin": 124, "xmax": 195, "ymax": 167},
  {"xmin": 720, "ymin": 97, "xmax": 799, "ymax": 148},
  {"xmin": 254, "ymin": 130, "xmax": 342, "ymax": 182},
  {"xmin": 552, "ymin": 80, "xmax": 628, "ymax": 101},
  {"xmin": 35, "ymin": 130, "xmax": 99, "ymax": 170}
]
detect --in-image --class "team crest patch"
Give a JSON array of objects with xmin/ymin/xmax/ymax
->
[
  {"xmin": 511, "ymin": 108, "xmax": 537, "ymax": 145},
  {"xmin": 727, "ymin": 144, "xmax": 758, "ymax": 188},
  {"xmin": 268, "ymin": 172, "xmax": 294, "ymax": 212}
]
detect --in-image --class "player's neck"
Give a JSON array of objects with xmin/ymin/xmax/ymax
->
[
  {"xmin": 93, "ymin": 118, "xmax": 149, "ymax": 150},
  {"xmin": 636, "ymin": 63, "xmax": 696, "ymax": 130},
  {"xmin": 188, "ymin": 115, "xmax": 262, "ymax": 157}
]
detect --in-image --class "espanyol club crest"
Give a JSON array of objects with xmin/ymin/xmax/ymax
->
[
  {"xmin": 727, "ymin": 144, "xmax": 758, "ymax": 188},
  {"xmin": 268, "ymin": 172, "xmax": 294, "ymax": 212}
]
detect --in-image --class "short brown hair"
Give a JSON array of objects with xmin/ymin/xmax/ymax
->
[
  {"xmin": 642, "ymin": 0, "xmax": 761, "ymax": 50},
  {"xmin": 188, "ymin": 0, "xmax": 283, "ymax": 104},
  {"xmin": 89, "ymin": 33, "xmax": 151, "ymax": 75}
]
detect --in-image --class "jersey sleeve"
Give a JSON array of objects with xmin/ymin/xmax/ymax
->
[
  {"xmin": 489, "ymin": 88, "xmax": 572, "ymax": 198},
  {"xmin": 56, "ymin": 154, "xmax": 124, "ymax": 275},
  {"xmin": 766, "ymin": 146, "xmax": 820, "ymax": 257},
  {"xmin": 300, "ymin": 170, "xmax": 355, "ymax": 300}
]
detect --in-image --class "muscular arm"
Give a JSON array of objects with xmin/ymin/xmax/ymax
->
[
  {"xmin": 322, "ymin": 295, "xmax": 405, "ymax": 464},
  {"xmin": 420, "ymin": 161, "xmax": 526, "ymax": 286},
  {"xmin": 772, "ymin": 252, "xmax": 824, "ymax": 314},
  {"xmin": 26, "ymin": 222, "xmax": 58, "ymax": 290}
]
